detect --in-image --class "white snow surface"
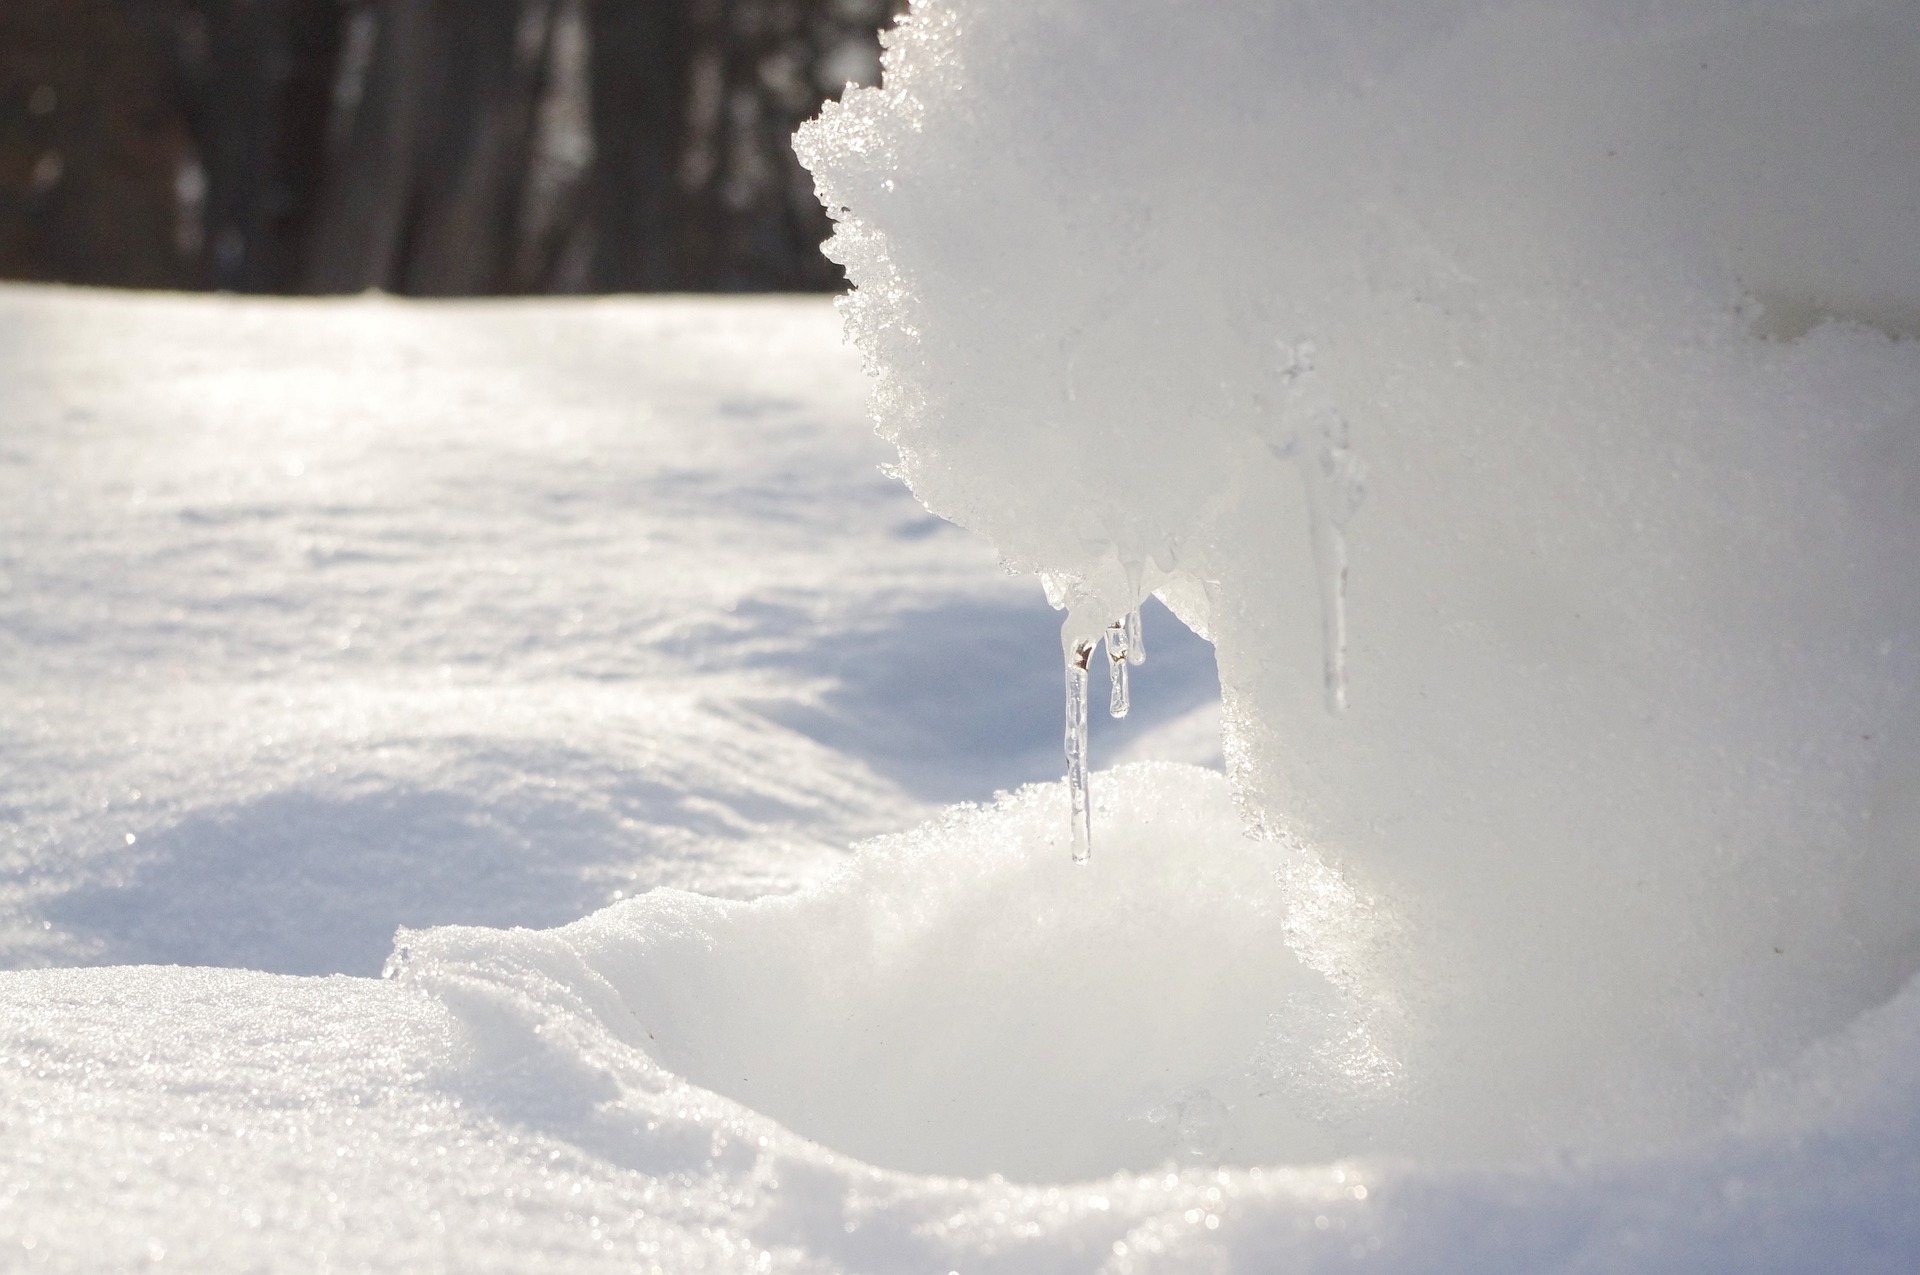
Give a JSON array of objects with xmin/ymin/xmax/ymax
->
[
  {"xmin": 2, "ymin": 282, "xmax": 1917, "ymax": 1272},
  {"xmin": 0, "ymin": 285, "xmax": 1220, "ymax": 979}
]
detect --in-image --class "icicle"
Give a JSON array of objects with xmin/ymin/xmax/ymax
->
[
  {"xmin": 1304, "ymin": 434, "xmax": 1363, "ymax": 716},
  {"xmin": 1106, "ymin": 621, "xmax": 1131, "ymax": 718},
  {"xmin": 1264, "ymin": 338, "xmax": 1364, "ymax": 716},
  {"xmin": 1125, "ymin": 605, "xmax": 1145, "ymax": 666},
  {"xmin": 1066, "ymin": 638, "xmax": 1095, "ymax": 862},
  {"xmin": 1317, "ymin": 522, "xmax": 1350, "ymax": 713}
]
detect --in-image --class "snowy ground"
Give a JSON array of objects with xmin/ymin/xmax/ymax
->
[
  {"xmin": 0, "ymin": 286, "xmax": 1220, "ymax": 978},
  {"xmin": 3, "ymin": 286, "xmax": 1916, "ymax": 1273}
]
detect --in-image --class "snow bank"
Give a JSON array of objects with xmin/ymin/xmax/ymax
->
[
  {"xmin": 798, "ymin": 0, "xmax": 1920, "ymax": 1160},
  {"xmin": 370, "ymin": 765, "xmax": 1920, "ymax": 1273},
  {"xmin": 8, "ymin": 782, "xmax": 1920, "ymax": 1273}
]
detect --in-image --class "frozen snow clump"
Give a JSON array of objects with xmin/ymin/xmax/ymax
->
[{"xmin": 797, "ymin": 0, "xmax": 1920, "ymax": 1160}]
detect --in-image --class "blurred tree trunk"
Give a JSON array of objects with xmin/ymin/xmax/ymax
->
[
  {"xmin": 0, "ymin": 0, "xmax": 198, "ymax": 288},
  {"xmin": 301, "ymin": 0, "xmax": 429, "ymax": 292},
  {"xmin": 684, "ymin": 0, "xmax": 838, "ymax": 291},
  {"xmin": 587, "ymin": 0, "xmax": 900, "ymax": 293},
  {"xmin": 303, "ymin": 0, "xmax": 562, "ymax": 295},
  {"xmin": 584, "ymin": 0, "xmax": 694, "ymax": 291},
  {"xmin": 175, "ymin": 0, "xmax": 344, "ymax": 291},
  {"xmin": 401, "ymin": 0, "xmax": 558, "ymax": 295}
]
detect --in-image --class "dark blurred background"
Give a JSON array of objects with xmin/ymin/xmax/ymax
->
[{"xmin": 0, "ymin": 0, "xmax": 901, "ymax": 294}]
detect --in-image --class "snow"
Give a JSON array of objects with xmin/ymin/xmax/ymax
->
[
  {"xmin": 10, "ymin": 794, "xmax": 1920, "ymax": 1273},
  {"xmin": 798, "ymin": 0, "xmax": 1920, "ymax": 1166},
  {"xmin": 2, "ymin": 293, "xmax": 1915, "ymax": 1275},
  {"xmin": 394, "ymin": 763, "xmax": 1361, "ymax": 1183},
  {"xmin": 0, "ymin": 286, "xmax": 1219, "ymax": 979},
  {"xmin": 0, "ymin": 283, "xmax": 1261, "ymax": 1272},
  {"xmin": 5, "ymin": 3, "xmax": 1920, "ymax": 1254}
]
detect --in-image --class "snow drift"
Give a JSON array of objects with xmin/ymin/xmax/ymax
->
[
  {"xmin": 383, "ymin": 763, "xmax": 1920, "ymax": 1273},
  {"xmin": 797, "ymin": 0, "xmax": 1920, "ymax": 1161}
]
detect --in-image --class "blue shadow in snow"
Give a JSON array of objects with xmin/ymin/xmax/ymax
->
[
  {"xmin": 757, "ymin": 595, "xmax": 1220, "ymax": 804},
  {"xmin": 47, "ymin": 787, "xmax": 625, "ymax": 977}
]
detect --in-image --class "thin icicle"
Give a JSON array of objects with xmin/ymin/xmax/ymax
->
[
  {"xmin": 1304, "ymin": 434, "xmax": 1363, "ymax": 715},
  {"xmin": 1066, "ymin": 638, "xmax": 1095, "ymax": 862},
  {"xmin": 1125, "ymin": 605, "xmax": 1145, "ymax": 665},
  {"xmin": 1317, "ymin": 522, "xmax": 1350, "ymax": 713},
  {"xmin": 1264, "ymin": 339, "xmax": 1364, "ymax": 716},
  {"xmin": 1105, "ymin": 620, "xmax": 1131, "ymax": 718}
]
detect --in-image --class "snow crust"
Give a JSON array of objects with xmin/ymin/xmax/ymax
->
[{"xmin": 798, "ymin": 0, "xmax": 1920, "ymax": 1163}]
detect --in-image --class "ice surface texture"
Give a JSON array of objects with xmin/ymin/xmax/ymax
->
[{"xmin": 798, "ymin": 0, "xmax": 1920, "ymax": 1160}]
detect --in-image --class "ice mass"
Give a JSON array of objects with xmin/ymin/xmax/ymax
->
[{"xmin": 6, "ymin": 0, "xmax": 1920, "ymax": 1271}]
